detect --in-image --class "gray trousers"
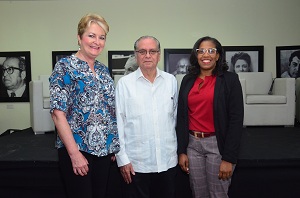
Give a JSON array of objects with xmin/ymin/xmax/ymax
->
[{"xmin": 187, "ymin": 134, "xmax": 234, "ymax": 198}]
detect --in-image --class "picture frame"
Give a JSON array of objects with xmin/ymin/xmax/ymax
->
[
  {"xmin": 108, "ymin": 50, "xmax": 135, "ymax": 77},
  {"xmin": 164, "ymin": 49, "xmax": 192, "ymax": 75},
  {"xmin": 0, "ymin": 51, "xmax": 31, "ymax": 102},
  {"xmin": 276, "ymin": 46, "xmax": 300, "ymax": 78},
  {"xmin": 223, "ymin": 46, "xmax": 264, "ymax": 73},
  {"xmin": 52, "ymin": 50, "xmax": 77, "ymax": 69}
]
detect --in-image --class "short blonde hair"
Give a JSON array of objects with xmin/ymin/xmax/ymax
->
[{"xmin": 77, "ymin": 13, "xmax": 109, "ymax": 38}]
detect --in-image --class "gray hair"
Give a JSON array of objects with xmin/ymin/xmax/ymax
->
[{"xmin": 134, "ymin": 35, "xmax": 160, "ymax": 51}]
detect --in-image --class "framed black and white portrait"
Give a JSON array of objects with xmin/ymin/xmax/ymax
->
[
  {"xmin": 52, "ymin": 50, "xmax": 77, "ymax": 69},
  {"xmin": 276, "ymin": 46, "xmax": 300, "ymax": 78},
  {"xmin": 108, "ymin": 50, "xmax": 135, "ymax": 78},
  {"xmin": 164, "ymin": 49, "xmax": 192, "ymax": 75},
  {"xmin": 223, "ymin": 46, "xmax": 264, "ymax": 73},
  {"xmin": 0, "ymin": 51, "xmax": 31, "ymax": 102}
]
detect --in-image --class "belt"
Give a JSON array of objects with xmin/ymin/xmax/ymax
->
[{"xmin": 189, "ymin": 131, "xmax": 216, "ymax": 138}]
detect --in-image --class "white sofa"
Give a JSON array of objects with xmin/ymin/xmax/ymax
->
[
  {"xmin": 238, "ymin": 72, "xmax": 295, "ymax": 127},
  {"xmin": 29, "ymin": 75, "xmax": 55, "ymax": 135}
]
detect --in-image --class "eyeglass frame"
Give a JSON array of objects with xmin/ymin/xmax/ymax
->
[
  {"xmin": 135, "ymin": 49, "xmax": 160, "ymax": 56},
  {"xmin": 196, "ymin": 48, "xmax": 218, "ymax": 55},
  {"xmin": 1, "ymin": 66, "xmax": 24, "ymax": 75}
]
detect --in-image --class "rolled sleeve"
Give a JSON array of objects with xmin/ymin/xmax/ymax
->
[{"xmin": 49, "ymin": 64, "xmax": 71, "ymax": 114}]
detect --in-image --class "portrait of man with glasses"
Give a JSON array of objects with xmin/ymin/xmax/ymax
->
[{"xmin": 0, "ymin": 56, "xmax": 28, "ymax": 98}]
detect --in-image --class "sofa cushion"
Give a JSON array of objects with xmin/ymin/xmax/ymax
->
[{"xmin": 246, "ymin": 95, "xmax": 287, "ymax": 104}]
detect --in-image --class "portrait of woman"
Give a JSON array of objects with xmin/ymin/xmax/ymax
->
[
  {"xmin": 230, "ymin": 52, "xmax": 252, "ymax": 73},
  {"xmin": 223, "ymin": 46, "xmax": 264, "ymax": 73}
]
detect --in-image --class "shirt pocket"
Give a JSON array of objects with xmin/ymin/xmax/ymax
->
[{"xmin": 162, "ymin": 93, "xmax": 176, "ymax": 116}]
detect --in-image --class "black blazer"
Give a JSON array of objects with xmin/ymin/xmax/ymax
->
[{"xmin": 176, "ymin": 71, "xmax": 244, "ymax": 164}]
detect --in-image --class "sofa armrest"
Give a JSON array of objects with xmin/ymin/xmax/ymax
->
[
  {"xmin": 296, "ymin": 78, "xmax": 300, "ymax": 98},
  {"xmin": 239, "ymin": 78, "xmax": 246, "ymax": 104},
  {"xmin": 29, "ymin": 80, "xmax": 44, "ymax": 119},
  {"xmin": 273, "ymin": 78, "xmax": 295, "ymax": 100},
  {"xmin": 29, "ymin": 79, "xmax": 54, "ymax": 134},
  {"xmin": 274, "ymin": 78, "xmax": 295, "ymax": 119}
]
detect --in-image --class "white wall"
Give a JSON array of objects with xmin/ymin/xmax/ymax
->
[{"xmin": 0, "ymin": 0, "xmax": 299, "ymax": 133}]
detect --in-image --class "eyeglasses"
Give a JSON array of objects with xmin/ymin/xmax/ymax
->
[
  {"xmin": 196, "ymin": 48, "xmax": 217, "ymax": 55},
  {"xmin": 135, "ymin": 49, "xmax": 160, "ymax": 56},
  {"xmin": 1, "ymin": 67, "xmax": 23, "ymax": 75}
]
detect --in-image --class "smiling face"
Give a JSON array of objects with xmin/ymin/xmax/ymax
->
[
  {"xmin": 77, "ymin": 22, "xmax": 106, "ymax": 61},
  {"xmin": 197, "ymin": 40, "xmax": 219, "ymax": 74}
]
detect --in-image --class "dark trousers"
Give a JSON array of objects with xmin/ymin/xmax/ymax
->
[
  {"xmin": 126, "ymin": 166, "xmax": 177, "ymax": 198},
  {"xmin": 58, "ymin": 147, "xmax": 112, "ymax": 198}
]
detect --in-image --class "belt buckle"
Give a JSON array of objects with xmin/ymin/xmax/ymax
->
[{"xmin": 194, "ymin": 131, "xmax": 204, "ymax": 138}]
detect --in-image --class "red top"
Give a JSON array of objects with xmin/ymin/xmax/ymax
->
[{"xmin": 188, "ymin": 75, "xmax": 216, "ymax": 132}]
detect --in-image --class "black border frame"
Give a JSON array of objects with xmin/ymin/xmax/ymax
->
[
  {"xmin": 276, "ymin": 45, "xmax": 300, "ymax": 78},
  {"xmin": 52, "ymin": 50, "xmax": 77, "ymax": 69},
  {"xmin": 223, "ymin": 46, "xmax": 264, "ymax": 73},
  {"xmin": 0, "ymin": 51, "xmax": 31, "ymax": 102},
  {"xmin": 164, "ymin": 48, "xmax": 192, "ymax": 75}
]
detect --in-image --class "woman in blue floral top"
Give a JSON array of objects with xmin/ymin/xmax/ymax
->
[{"xmin": 49, "ymin": 13, "xmax": 120, "ymax": 198}]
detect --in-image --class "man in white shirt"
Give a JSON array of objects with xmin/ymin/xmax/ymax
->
[{"xmin": 115, "ymin": 35, "xmax": 178, "ymax": 198}]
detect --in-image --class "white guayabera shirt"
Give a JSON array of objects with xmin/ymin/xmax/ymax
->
[{"xmin": 115, "ymin": 67, "xmax": 178, "ymax": 173}]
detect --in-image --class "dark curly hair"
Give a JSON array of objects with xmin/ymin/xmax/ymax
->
[
  {"xmin": 188, "ymin": 36, "xmax": 228, "ymax": 76},
  {"xmin": 289, "ymin": 50, "xmax": 300, "ymax": 66},
  {"xmin": 231, "ymin": 52, "xmax": 252, "ymax": 73}
]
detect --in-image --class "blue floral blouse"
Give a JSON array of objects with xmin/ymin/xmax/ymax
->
[{"xmin": 49, "ymin": 55, "xmax": 120, "ymax": 157}]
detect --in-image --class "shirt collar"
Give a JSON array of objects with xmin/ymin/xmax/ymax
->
[{"xmin": 135, "ymin": 67, "xmax": 163, "ymax": 81}]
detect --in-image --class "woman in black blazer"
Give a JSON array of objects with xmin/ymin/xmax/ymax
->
[{"xmin": 176, "ymin": 36, "xmax": 244, "ymax": 198}]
